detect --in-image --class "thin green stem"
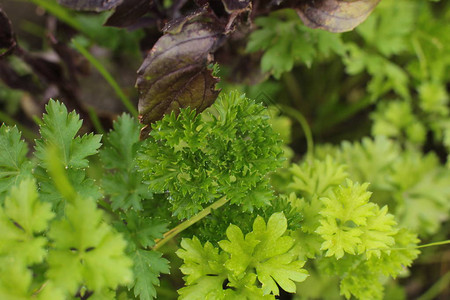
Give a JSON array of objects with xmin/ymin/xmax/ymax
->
[
  {"xmin": 370, "ymin": 239, "xmax": 450, "ymax": 252},
  {"xmin": 418, "ymin": 271, "xmax": 450, "ymax": 300},
  {"xmin": 87, "ymin": 106, "xmax": 105, "ymax": 134},
  {"xmin": 278, "ymin": 104, "xmax": 314, "ymax": 158},
  {"xmin": 71, "ymin": 39, "xmax": 139, "ymax": 118},
  {"xmin": 153, "ymin": 196, "xmax": 229, "ymax": 251}
]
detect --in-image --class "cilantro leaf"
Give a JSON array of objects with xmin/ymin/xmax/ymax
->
[
  {"xmin": 101, "ymin": 114, "xmax": 152, "ymax": 211},
  {"xmin": 35, "ymin": 99, "xmax": 102, "ymax": 168},
  {"xmin": 0, "ymin": 125, "xmax": 33, "ymax": 201},
  {"xmin": 47, "ymin": 197, "xmax": 132, "ymax": 295},
  {"xmin": 0, "ymin": 179, "xmax": 54, "ymax": 265},
  {"xmin": 130, "ymin": 249, "xmax": 170, "ymax": 300}
]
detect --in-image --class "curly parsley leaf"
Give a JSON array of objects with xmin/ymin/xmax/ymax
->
[{"xmin": 138, "ymin": 91, "xmax": 283, "ymax": 219}]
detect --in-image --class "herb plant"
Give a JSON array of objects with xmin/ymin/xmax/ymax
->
[{"xmin": 0, "ymin": 0, "xmax": 449, "ymax": 299}]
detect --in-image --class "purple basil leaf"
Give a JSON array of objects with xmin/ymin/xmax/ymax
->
[
  {"xmin": 136, "ymin": 19, "xmax": 224, "ymax": 139},
  {"xmin": 58, "ymin": 0, "xmax": 123, "ymax": 12},
  {"xmin": 294, "ymin": 0, "xmax": 381, "ymax": 33},
  {"xmin": 0, "ymin": 8, "xmax": 16, "ymax": 57},
  {"xmin": 104, "ymin": 0, "xmax": 154, "ymax": 28}
]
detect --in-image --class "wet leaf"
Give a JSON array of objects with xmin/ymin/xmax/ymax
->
[
  {"xmin": 0, "ymin": 8, "xmax": 16, "ymax": 57},
  {"xmin": 58, "ymin": 0, "xmax": 123, "ymax": 12},
  {"xmin": 104, "ymin": 0, "xmax": 154, "ymax": 28},
  {"xmin": 136, "ymin": 20, "xmax": 224, "ymax": 139},
  {"xmin": 295, "ymin": 0, "xmax": 381, "ymax": 33}
]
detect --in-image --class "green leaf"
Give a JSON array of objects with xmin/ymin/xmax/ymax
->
[
  {"xmin": 220, "ymin": 213, "xmax": 308, "ymax": 296},
  {"xmin": 35, "ymin": 99, "xmax": 102, "ymax": 168},
  {"xmin": 138, "ymin": 91, "xmax": 283, "ymax": 219},
  {"xmin": 47, "ymin": 196, "xmax": 132, "ymax": 295},
  {"xmin": 0, "ymin": 179, "xmax": 54, "ymax": 265},
  {"xmin": 177, "ymin": 237, "xmax": 228, "ymax": 299},
  {"xmin": 0, "ymin": 259, "xmax": 64, "ymax": 300},
  {"xmin": 0, "ymin": 125, "xmax": 33, "ymax": 200},
  {"xmin": 289, "ymin": 156, "xmax": 348, "ymax": 198},
  {"xmin": 131, "ymin": 249, "xmax": 170, "ymax": 300},
  {"xmin": 101, "ymin": 114, "xmax": 151, "ymax": 211}
]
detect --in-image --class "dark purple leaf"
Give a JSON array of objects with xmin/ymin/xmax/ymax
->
[
  {"xmin": 104, "ymin": 0, "xmax": 154, "ymax": 28},
  {"xmin": 136, "ymin": 20, "xmax": 224, "ymax": 139},
  {"xmin": 294, "ymin": 0, "xmax": 381, "ymax": 33},
  {"xmin": 0, "ymin": 60, "xmax": 41, "ymax": 93},
  {"xmin": 0, "ymin": 8, "xmax": 16, "ymax": 57},
  {"xmin": 221, "ymin": 0, "xmax": 251, "ymax": 13},
  {"xmin": 58, "ymin": 0, "xmax": 123, "ymax": 12}
]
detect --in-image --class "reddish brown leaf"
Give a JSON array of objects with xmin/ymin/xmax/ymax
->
[
  {"xmin": 136, "ymin": 19, "xmax": 224, "ymax": 139},
  {"xmin": 295, "ymin": 0, "xmax": 381, "ymax": 33},
  {"xmin": 104, "ymin": 0, "xmax": 154, "ymax": 28},
  {"xmin": 58, "ymin": 0, "xmax": 123, "ymax": 11},
  {"xmin": 0, "ymin": 8, "xmax": 16, "ymax": 57},
  {"xmin": 221, "ymin": 0, "xmax": 251, "ymax": 13}
]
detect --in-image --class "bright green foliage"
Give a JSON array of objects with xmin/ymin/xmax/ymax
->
[
  {"xmin": 0, "ymin": 260, "xmax": 64, "ymax": 300},
  {"xmin": 289, "ymin": 156, "xmax": 347, "ymax": 198},
  {"xmin": 34, "ymin": 100, "xmax": 102, "ymax": 211},
  {"xmin": 317, "ymin": 180, "xmax": 397, "ymax": 259},
  {"xmin": 336, "ymin": 137, "xmax": 450, "ymax": 236},
  {"xmin": 0, "ymin": 125, "xmax": 33, "ymax": 200},
  {"xmin": 101, "ymin": 114, "xmax": 152, "ymax": 211},
  {"xmin": 47, "ymin": 196, "xmax": 132, "ymax": 295},
  {"xmin": 371, "ymin": 100, "xmax": 427, "ymax": 144},
  {"xmin": 131, "ymin": 249, "xmax": 170, "ymax": 300},
  {"xmin": 247, "ymin": 9, "xmax": 345, "ymax": 79},
  {"xmin": 389, "ymin": 150, "xmax": 450, "ymax": 235},
  {"xmin": 338, "ymin": 136, "xmax": 399, "ymax": 190},
  {"xmin": 114, "ymin": 210, "xmax": 170, "ymax": 300},
  {"xmin": 178, "ymin": 213, "xmax": 308, "ymax": 298},
  {"xmin": 35, "ymin": 100, "xmax": 102, "ymax": 169},
  {"xmin": 138, "ymin": 91, "xmax": 283, "ymax": 219},
  {"xmin": 0, "ymin": 179, "xmax": 53, "ymax": 265},
  {"xmin": 177, "ymin": 237, "xmax": 229, "ymax": 299}
]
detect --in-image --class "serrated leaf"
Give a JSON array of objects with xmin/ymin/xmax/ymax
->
[
  {"xmin": 0, "ymin": 259, "xmax": 64, "ymax": 300},
  {"xmin": 0, "ymin": 179, "xmax": 54, "ymax": 265},
  {"xmin": 0, "ymin": 125, "xmax": 33, "ymax": 200},
  {"xmin": 131, "ymin": 249, "xmax": 170, "ymax": 300},
  {"xmin": 101, "ymin": 114, "xmax": 151, "ymax": 211},
  {"xmin": 220, "ymin": 213, "xmax": 308, "ymax": 295},
  {"xmin": 35, "ymin": 100, "xmax": 102, "ymax": 168},
  {"xmin": 47, "ymin": 197, "xmax": 132, "ymax": 294}
]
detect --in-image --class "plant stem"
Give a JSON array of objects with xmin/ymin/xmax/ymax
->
[
  {"xmin": 153, "ymin": 196, "xmax": 229, "ymax": 251},
  {"xmin": 418, "ymin": 270, "xmax": 450, "ymax": 300},
  {"xmin": 278, "ymin": 104, "xmax": 314, "ymax": 158},
  {"xmin": 71, "ymin": 39, "xmax": 139, "ymax": 118},
  {"xmin": 87, "ymin": 106, "xmax": 105, "ymax": 134}
]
